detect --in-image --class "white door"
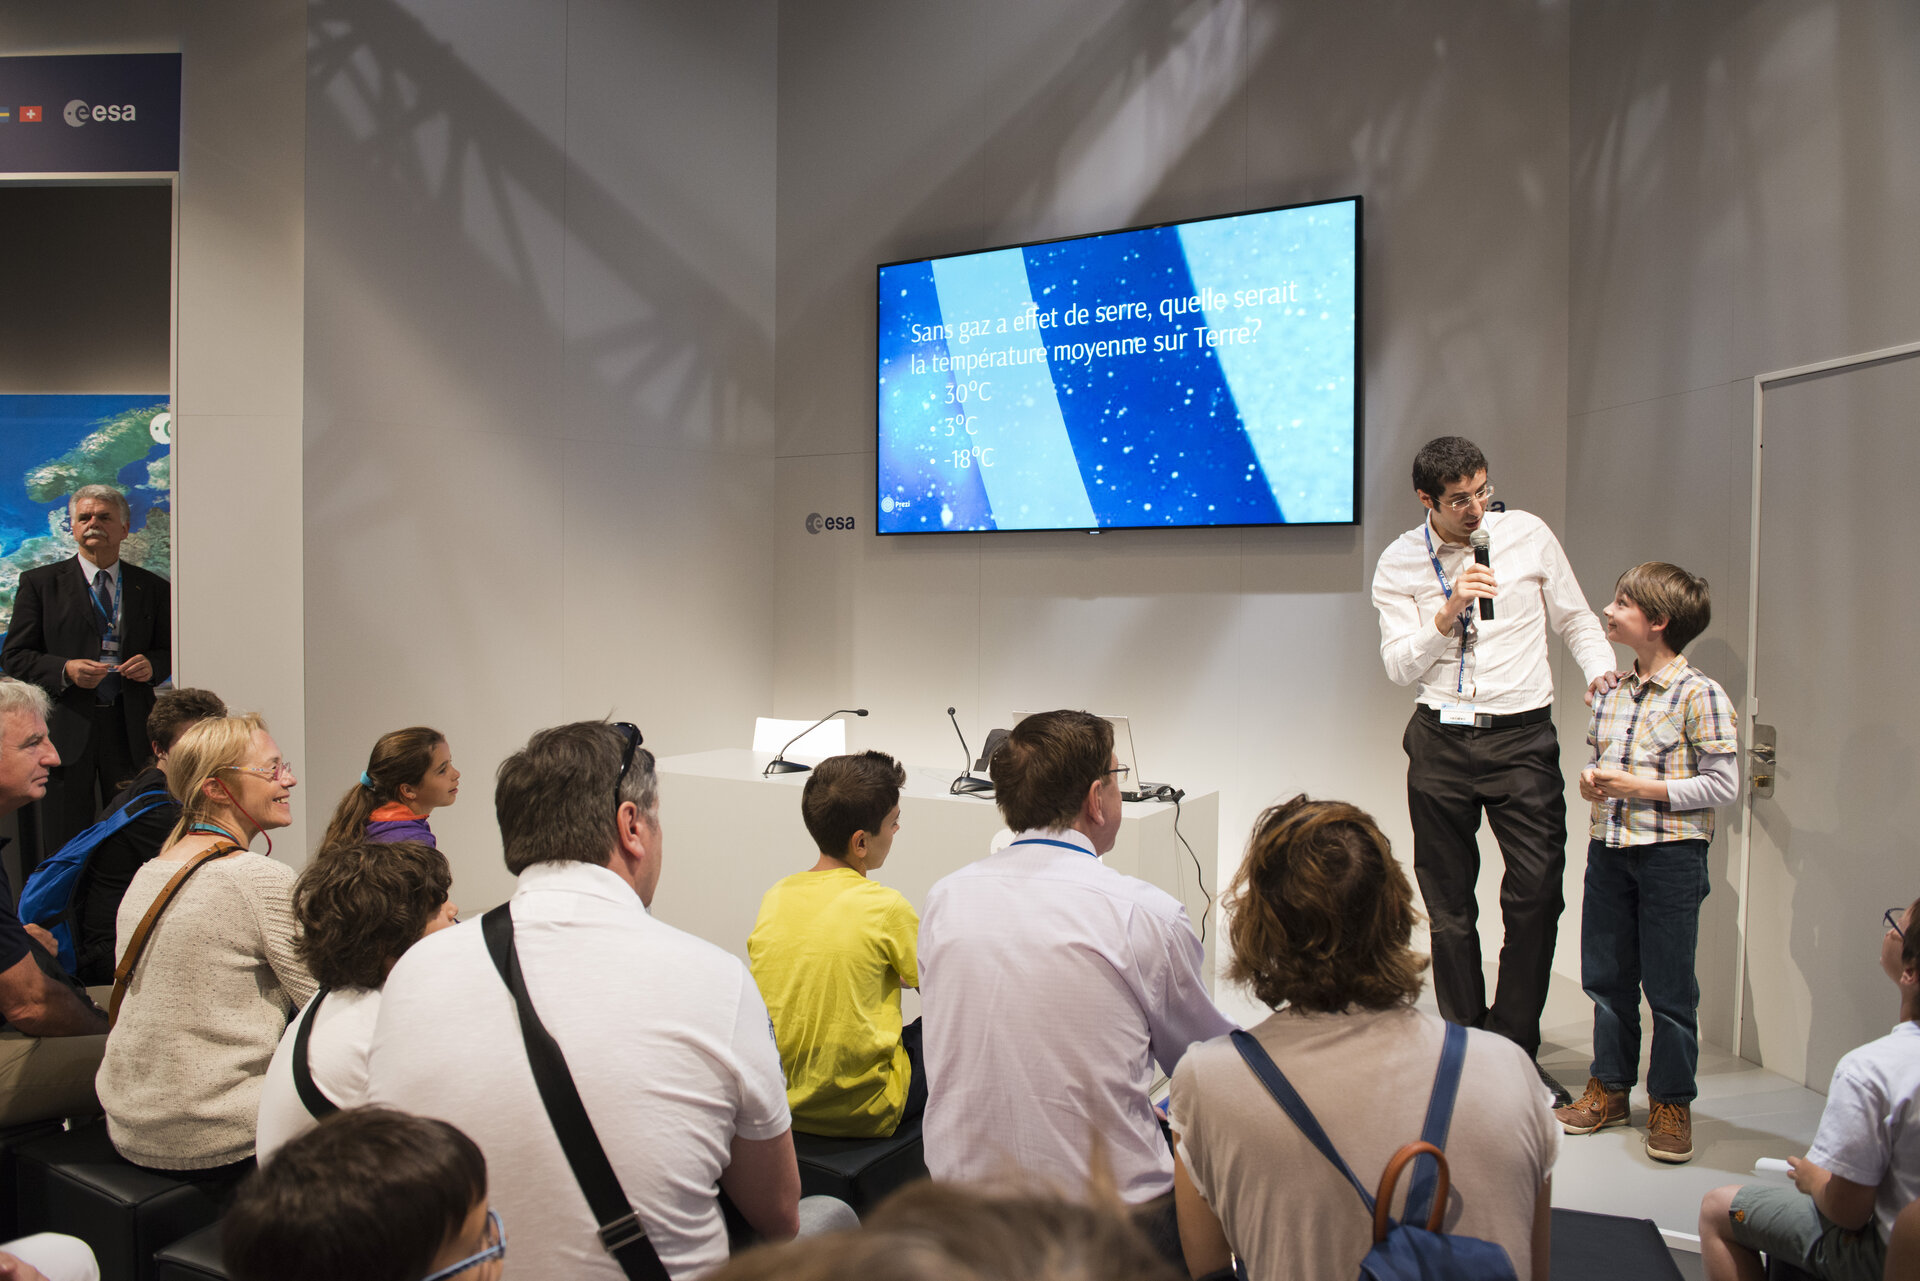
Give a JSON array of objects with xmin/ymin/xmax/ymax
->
[{"xmin": 1742, "ymin": 345, "xmax": 1920, "ymax": 1089}]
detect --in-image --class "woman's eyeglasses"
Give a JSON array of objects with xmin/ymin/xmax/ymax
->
[{"xmin": 417, "ymin": 1208, "xmax": 505, "ymax": 1281}]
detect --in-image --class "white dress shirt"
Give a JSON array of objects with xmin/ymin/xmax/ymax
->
[
  {"xmin": 1372, "ymin": 509, "xmax": 1612, "ymax": 714},
  {"xmin": 75, "ymin": 550, "xmax": 122, "ymax": 611},
  {"xmin": 367, "ymin": 861, "xmax": 791, "ymax": 1281},
  {"xmin": 919, "ymin": 828, "xmax": 1234, "ymax": 1204}
]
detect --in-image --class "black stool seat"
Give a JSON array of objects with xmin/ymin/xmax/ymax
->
[
  {"xmin": 0, "ymin": 1119, "xmax": 65, "ymax": 1240},
  {"xmin": 791, "ymin": 1114, "xmax": 926, "ymax": 1215},
  {"xmin": 1549, "ymin": 1208, "xmax": 1683, "ymax": 1281},
  {"xmin": 153, "ymin": 1222, "xmax": 228, "ymax": 1281},
  {"xmin": 13, "ymin": 1119, "xmax": 225, "ymax": 1281}
]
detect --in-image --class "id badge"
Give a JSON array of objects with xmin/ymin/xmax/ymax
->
[{"xmin": 1438, "ymin": 704, "xmax": 1477, "ymax": 726}]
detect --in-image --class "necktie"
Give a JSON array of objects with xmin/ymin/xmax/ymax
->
[{"xmin": 94, "ymin": 570, "xmax": 121, "ymax": 704}]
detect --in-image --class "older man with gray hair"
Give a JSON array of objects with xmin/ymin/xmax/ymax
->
[
  {"xmin": 0, "ymin": 679, "xmax": 110, "ymax": 1126},
  {"xmin": 1, "ymin": 484, "xmax": 172, "ymax": 870},
  {"xmin": 368, "ymin": 720, "xmax": 854, "ymax": 1281}
]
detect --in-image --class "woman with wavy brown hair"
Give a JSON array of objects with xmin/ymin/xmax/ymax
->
[
  {"xmin": 254, "ymin": 840, "xmax": 457, "ymax": 1163},
  {"xmin": 1167, "ymin": 795, "xmax": 1558, "ymax": 1281}
]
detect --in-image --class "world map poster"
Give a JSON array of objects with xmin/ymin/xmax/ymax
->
[{"xmin": 0, "ymin": 394, "xmax": 171, "ymax": 646}]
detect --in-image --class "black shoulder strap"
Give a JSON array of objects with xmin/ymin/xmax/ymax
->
[
  {"xmin": 482, "ymin": 904, "xmax": 668, "ymax": 1281},
  {"xmin": 291, "ymin": 987, "xmax": 340, "ymax": 1121}
]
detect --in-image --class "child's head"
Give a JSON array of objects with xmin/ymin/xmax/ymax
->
[
  {"xmin": 146, "ymin": 687, "xmax": 227, "ymax": 764},
  {"xmin": 294, "ymin": 840, "xmax": 457, "ymax": 990},
  {"xmin": 801, "ymin": 750, "xmax": 906, "ymax": 871},
  {"xmin": 321, "ymin": 726, "xmax": 457, "ymax": 850},
  {"xmin": 1612, "ymin": 561, "xmax": 1711, "ymax": 654},
  {"xmin": 223, "ymin": 1107, "xmax": 497, "ymax": 1281}
]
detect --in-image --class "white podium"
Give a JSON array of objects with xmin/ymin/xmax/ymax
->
[{"xmin": 650, "ymin": 749, "xmax": 1219, "ymax": 999}]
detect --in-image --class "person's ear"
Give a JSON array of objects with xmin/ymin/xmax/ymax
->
[
  {"xmin": 1650, "ymin": 613, "xmax": 1670, "ymax": 638},
  {"xmin": 397, "ymin": 782, "xmax": 418, "ymax": 805},
  {"xmin": 1416, "ymin": 489, "xmax": 1436, "ymax": 512}
]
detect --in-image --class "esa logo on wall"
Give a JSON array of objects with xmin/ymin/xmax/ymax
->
[
  {"xmin": 64, "ymin": 99, "xmax": 139, "ymax": 126},
  {"xmin": 805, "ymin": 513, "xmax": 856, "ymax": 534}
]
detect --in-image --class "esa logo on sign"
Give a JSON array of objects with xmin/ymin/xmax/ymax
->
[
  {"xmin": 805, "ymin": 513, "xmax": 855, "ymax": 534},
  {"xmin": 64, "ymin": 100, "xmax": 139, "ymax": 127}
]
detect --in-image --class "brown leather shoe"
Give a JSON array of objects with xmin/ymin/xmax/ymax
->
[
  {"xmin": 1554, "ymin": 1077, "xmax": 1630, "ymax": 1135},
  {"xmin": 1645, "ymin": 1100, "xmax": 1694, "ymax": 1163}
]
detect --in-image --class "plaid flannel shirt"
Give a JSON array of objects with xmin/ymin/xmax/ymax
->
[{"xmin": 1587, "ymin": 653, "xmax": 1739, "ymax": 846}]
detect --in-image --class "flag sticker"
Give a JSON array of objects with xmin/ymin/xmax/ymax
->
[{"xmin": 19, "ymin": 106, "xmax": 43, "ymax": 123}]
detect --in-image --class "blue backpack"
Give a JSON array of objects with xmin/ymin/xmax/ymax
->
[
  {"xmin": 1231, "ymin": 1021, "xmax": 1519, "ymax": 1281},
  {"xmin": 18, "ymin": 788, "xmax": 174, "ymax": 974}
]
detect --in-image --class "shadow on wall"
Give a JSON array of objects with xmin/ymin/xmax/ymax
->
[
  {"xmin": 305, "ymin": 0, "xmax": 772, "ymax": 451},
  {"xmin": 782, "ymin": 0, "xmax": 1572, "ymax": 563}
]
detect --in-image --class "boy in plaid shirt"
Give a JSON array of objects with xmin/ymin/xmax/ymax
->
[{"xmin": 1555, "ymin": 562, "xmax": 1739, "ymax": 1164}]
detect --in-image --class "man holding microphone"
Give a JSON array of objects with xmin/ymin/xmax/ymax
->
[{"xmin": 1371, "ymin": 436, "xmax": 1616, "ymax": 1106}]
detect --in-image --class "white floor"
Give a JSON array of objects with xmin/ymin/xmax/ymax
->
[{"xmin": 1520, "ymin": 971, "xmax": 1826, "ymax": 1253}]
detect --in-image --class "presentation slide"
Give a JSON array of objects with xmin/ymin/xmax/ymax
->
[{"xmin": 876, "ymin": 197, "xmax": 1358, "ymax": 534}]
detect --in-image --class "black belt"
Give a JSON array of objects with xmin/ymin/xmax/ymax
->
[{"xmin": 1417, "ymin": 704, "xmax": 1552, "ymax": 731}]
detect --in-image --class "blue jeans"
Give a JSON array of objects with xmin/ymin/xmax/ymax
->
[{"xmin": 1581, "ymin": 838, "xmax": 1709, "ymax": 1103}]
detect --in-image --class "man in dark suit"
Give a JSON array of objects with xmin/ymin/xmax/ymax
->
[{"xmin": 1, "ymin": 485, "xmax": 171, "ymax": 869}]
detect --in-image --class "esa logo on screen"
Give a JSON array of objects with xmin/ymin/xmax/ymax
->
[
  {"xmin": 805, "ymin": 513, "xmax": 856, "ymax": 534},
  {"xmin": 64, "ymin": 100, "xmax": 140, "ymax": 127}
]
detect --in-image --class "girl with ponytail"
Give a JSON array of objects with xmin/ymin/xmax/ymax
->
[{"xmin": 321, "ymin": 727, "xmax": 461, "ymax": 851}]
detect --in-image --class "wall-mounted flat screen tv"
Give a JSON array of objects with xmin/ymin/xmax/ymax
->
[{"xmin": 876, "ymin": 195, "xmax": 1360, "ymax": 534}]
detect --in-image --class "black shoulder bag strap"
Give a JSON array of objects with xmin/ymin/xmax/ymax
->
[
  {"xmin": 482, "ymin": 903, "xmax": 669, "ymax": 1281},
  {"xmin": 291, "ymin": 987, "xmax": 340, "ymax": 1121}
]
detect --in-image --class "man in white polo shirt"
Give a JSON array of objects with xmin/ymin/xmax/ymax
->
[
  {"xmin": 1372, "ymin": 436, "xmax": 1616, "ymax": 1107},
  {"xmin": 368, "ymin": 720, "xmax": 854, "ymax": 1280},
  {"xmin": 919, "ymin": 709, "xmax": 1232, "ymax": 1262}
]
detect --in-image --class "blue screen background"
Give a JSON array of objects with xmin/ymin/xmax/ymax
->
[{"xmin": 876, "ymin": 200, "xmax": 1357, "ymax": 532}]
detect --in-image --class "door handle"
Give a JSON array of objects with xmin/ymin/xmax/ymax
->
[{"xmin": 1749, "ymin": 724, "xmax": 1776, "ymax": 798}]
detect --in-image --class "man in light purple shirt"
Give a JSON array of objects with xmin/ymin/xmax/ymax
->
[{"xmin": 919, "ymin": 709, "xmax": 1232, "ymax": 1264}]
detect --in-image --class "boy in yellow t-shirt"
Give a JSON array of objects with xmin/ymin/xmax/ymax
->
[{"xmin": 748, "ymin": 751, "xmax": 922, "ymax": 1138}]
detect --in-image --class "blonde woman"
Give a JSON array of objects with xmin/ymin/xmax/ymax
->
[{"xmin": 96, "ymin": 714, "xmax": 314, "ymax": 1182}]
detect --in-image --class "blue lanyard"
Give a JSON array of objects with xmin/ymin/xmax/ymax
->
[
  {"xmin": 86, "ymin": 568, "xmax": 117, "ymax": 633},
  {"xmin": 1422, "ymin": 523, "xmax": 1472, "ymax": 698},
  {"xmin": 190, "ymin": 822, "xmax": 242, "ymax": 843},
  {"xmin": 1008, "ymin": 837, "xmax": 1097, "ymax": 859}
]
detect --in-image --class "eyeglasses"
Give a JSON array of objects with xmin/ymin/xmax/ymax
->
[
  {"xmin": 1105, "ymin": 765, "xmax": 1131, "ymax": 782},
  {"xmin": 1435, "ymin": 482, "xmax": 1495, "ymax": 513},
  {"xmin": 220, "ymin": 761, "xmax": 296, "ymax": 783},
  {"xmin": 418, "ymin": 1209, "xmax": 506, "ymax": 1281},
  {"xmin": 1887, "ymin": 907, "xmax": 1908, "ymax": 939},
  {"xmin": 613, "ymin": 722, "xmax": 644, "ymax": 812}
]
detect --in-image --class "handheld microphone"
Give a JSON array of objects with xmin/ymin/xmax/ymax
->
[
  {"xmin": 763, "ymin": 708, "xmax": 867, "ymax": 776},
  {"xmin": 947, "ymin": 707, "xmax": 994, "ymax": 795},
  {"xmin": 1469, "ymin": 528, "xmax": 1494, "ymax": 620}
]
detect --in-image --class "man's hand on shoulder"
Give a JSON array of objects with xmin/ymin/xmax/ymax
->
[
  {"xmin": 1585, "ymin": 669, "xmax": 1627, "ymax": 706},
  {"xmin": 62, "ymin": 659, "xmax": 112, "ymax": 690}
]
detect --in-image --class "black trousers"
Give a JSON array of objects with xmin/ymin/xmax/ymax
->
[
  {"xmin": 1403, "ymin": 710, "xmax": 1567, "ymax": 1058},
  {"xmin": 33, "ymin": 699, "xmax": 139, "ymax": 873}
]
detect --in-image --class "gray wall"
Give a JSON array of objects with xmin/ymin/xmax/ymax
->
[
  {"xmin": 1, "ymin": 1, "xmax": 312, "ymax": 849},
  {"xmin": 772, "ymin": 0, "xmax": 1578, "ymax": 1023},
  {"xmin": 301, "ymin": 0, "xmax": 778, "ymax": 907},
  {"xmin": 1566, "ymin": 0, "xmax": 1920, "ymax": 1083}
]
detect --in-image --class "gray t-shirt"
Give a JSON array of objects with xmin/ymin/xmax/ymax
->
[
  {"xmin": 1806, "ymin": 1020, "xmax": 1920, "ymax": 1242},
  {"xmin": 1170, "ymin": 1004, "xmax": 1559, "ymax": 1281}
]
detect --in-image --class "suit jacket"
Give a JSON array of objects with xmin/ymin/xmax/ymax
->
[{"xmin": 1, "ymin": 556, "xmax": 172, "ymax": 763}]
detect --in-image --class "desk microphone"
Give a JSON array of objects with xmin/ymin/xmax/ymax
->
[
  {"xmin": 763, "ymin": 708, "xmax": 867, "ymax": 776},
  {"xmin": 947, "ymin": 707, "xmax": 994, "ymax": 795},
  {"xmin": 1470, "ymin": 528, "xmax": 1494, "ymax": 620}
]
